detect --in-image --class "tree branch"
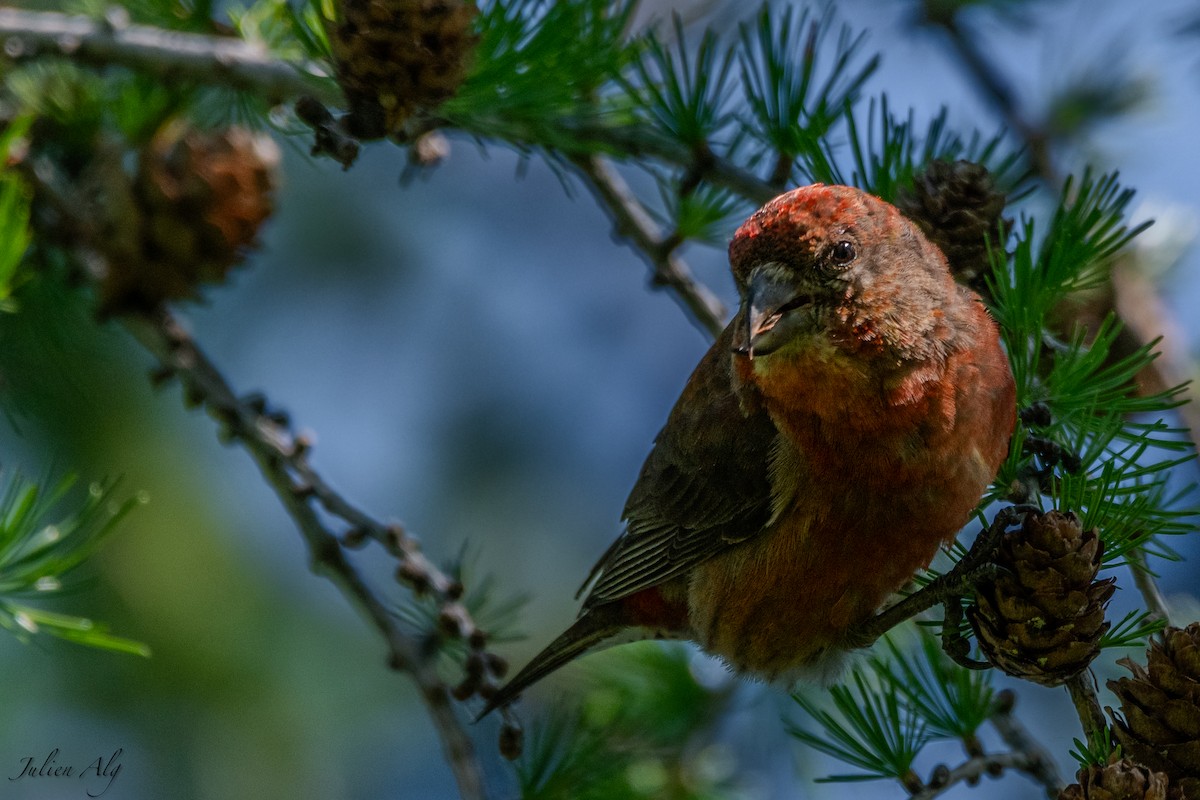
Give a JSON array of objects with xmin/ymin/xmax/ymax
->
[
  {"xmin": 0, "ymin": 7, "xmax": 339, "ymax": 105},
  {"xmin": 1065, "ymin": 671, "xmax": 1108, "ymax": 754},
  {"xmin": 572, "ymin": 154, "xmax": 727, "ymax": 339},
  {"xmin": 122, "ymin": 309, "xmax": 490, "ymax": 800},
  {"xmin": 909, "ymin": 751, "xmax": 1052, "ymax": 800},
  {"xmin": 990, "ymin": 689, "xmax": 1064, "ymax": 797},
  {"xmin": 1127, "ymin": 547, "xmax": 1171, "ymax": 624}
]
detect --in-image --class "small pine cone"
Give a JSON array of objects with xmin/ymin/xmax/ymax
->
[
  {"xmin": 968, "ymin": 510, "xmax": 1116, "ymax": 686},
  {"xmin": 1108, "ymin": 623, "xmax": 1200, "ymax": 799},
  {"xmin": 896, "ymin": 159, "xmax": 1010, "ymax": 288},
  {"xmin": 330, "ymin": 0, "xmax": 478, "ymax": 139},
  {"xmin": 99, "ymin": 122, "xmax": 279, "ymax": 313},
  {"xmin": 1058, "ymin": 757, "xmax": 1173, "ymax": 800}
]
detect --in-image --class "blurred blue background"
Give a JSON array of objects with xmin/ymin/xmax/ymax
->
[{"xmin": 2, "ymin": 0, "xmax": 1199, "ymax": 797}]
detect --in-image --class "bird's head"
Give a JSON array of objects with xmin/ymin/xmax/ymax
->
[{"xmin": 728, "ymin": 184, "xmax": 965, "ymax": 366}]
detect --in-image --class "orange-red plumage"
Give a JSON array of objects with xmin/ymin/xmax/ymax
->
[{"xmin": 483, "ymin": 184, "xmax": 1016, "ymax": 714}]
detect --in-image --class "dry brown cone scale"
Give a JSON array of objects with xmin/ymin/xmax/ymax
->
[
  {"xmin": 1108, "ymin": 624, "xmax": 1200, "ymax": 799},
  {"xmin": 1059, "ymin": 756, "xmax": 1176, "ymax": 800},
  {"xmin": 95, "ymin": 121, "xmax": 280, "ymax": 314},
  {"xmin": 967, "ymin": 509, "xmax": 1116, "ymax": 686},
  {"xmin": 895, "ymin": 158, "xmax": 1011, "ymax": 292},
  {"xmin": 328, "ymin": 0, "xmax": 479, "ymax": 139}
]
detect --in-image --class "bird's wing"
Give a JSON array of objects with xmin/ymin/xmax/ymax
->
[{"xmin": 579, "ymin": 323, "xmax": 779, "ymax": 608}]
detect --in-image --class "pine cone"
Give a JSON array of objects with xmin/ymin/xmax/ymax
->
[
  {"xmin": 98, "ymin": 122, "xmax": 279, "ymax": 313},
  {"xmin": 1059, "ymin": 757, "xmax": 1174, "ymax": 800},
  {"xmin": 967, "ymin": 510, "xmax": 1115, "ymax": 686},
  {"xmin": 895, "ymin": 159, "xmax": 1010, "ymax": 288},
  {"xmin": 1108, "ymin": 624, "xmax": 1200, "ymax": 799},
  {"xmin": 330, "ymin": 0, "xmax": 478, "ymax": 139}
]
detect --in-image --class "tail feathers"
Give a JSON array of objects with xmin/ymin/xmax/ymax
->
[{"xmin": 477, "ymin": 605, "xmax": 635, "ymax": 720}]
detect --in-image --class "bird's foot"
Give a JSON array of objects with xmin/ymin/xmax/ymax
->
[
  {"xmin": 844, "ymin": 505, "xmax": 1037, "ymax": 652},
  {"xmin": 940, "ymin": 596, "xmax": 990, "ymax": 671}
]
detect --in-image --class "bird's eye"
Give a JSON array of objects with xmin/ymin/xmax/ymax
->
[{"xmin": 829, "ymin": 240, "xmax": 856, "ymax": 267}]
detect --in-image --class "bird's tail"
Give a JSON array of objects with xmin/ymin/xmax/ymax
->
[{"xmin": 477, "ymin": 603, "xmax": 641, "ymax": 719}]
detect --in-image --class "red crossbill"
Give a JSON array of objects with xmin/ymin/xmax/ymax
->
[{"xmin": 483, "ymin": 183, "xmax": 1016, "ymax": 715}]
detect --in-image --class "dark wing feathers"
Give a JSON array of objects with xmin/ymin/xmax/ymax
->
[{"xmin": 579, "ymin": 324, "xmax": 779, "ymax": 608}]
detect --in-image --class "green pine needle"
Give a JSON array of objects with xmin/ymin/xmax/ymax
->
[
  {"xmin": 737, "ymin": 4, "xmax": 878, "ymax": 163},
  {"xmin": 1100, "ymin": 609, "xmax": 1167, "ymax": 650},
  {"xmin": 1069, "ymin": 728, "xmax": 1121, "ymax": 768},
  {"xmin": 872, "ymin": 631, "xmax": 997, "ymax": 741},
  {"xmin": 800, "ymin": 98, "xmax": 1024, "ymax": 202},
  {"xmin": 516, "ymin": 644, "xmax": 733, "ymax": 800},
  {"xmin": 443, "ymin": 0, "xmax": 639, "ymax": 149},
  {"xmin": 0, "ymin": 118, "xmax": 33, "ymax": 313},
  {"xmin": 394, "ymin": 546, "xmax": 527, "ymax": 670},
  {"xmin": 0, "ymin": 470, "xmax": 149, "ymax": 656},
  {"xmin": 626, "ymin": 16, "xmax": 736, "ymax": 148},
  {"xmin": 789, "ymin": 670, "xmax": 930, "ymax": 783}
]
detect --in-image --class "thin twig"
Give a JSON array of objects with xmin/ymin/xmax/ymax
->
[
  {"xmin": 908, "ymin": 751, "xmax": 1050, "ymax": 800},
  {"xmin": 922, "ymin": 13, "xmax": 1057, "ymax": 185},
  {"xmin": 122, "ymin": 310, "xmax": 489, "ymax": 800},
  {"xmin": 990, "ymin": 689, "xmax": 1064, "ymax": 797},
  {"xmin": 572, "ymin": 154, "xmax": 727, "ymax": 339},
  {"xmin": 1127, "ymin": 548, "xmax": 1171, "ymax": 624},
  {"xmin": 0, "ymin": 7, "xmax": 339, "ymax": 105}
]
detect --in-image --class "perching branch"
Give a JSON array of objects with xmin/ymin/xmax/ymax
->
[
  {"xmin": 122, "ymin": 309, "xmax": 490, "ymax": 800},
  {"xmin": 0, "ymin": 7, "xmax": 339, "ymax": 105},
  {"xmin": 849, "ymin": 505, "xmax": 1036, "ymax": 649},
  {"xmin": 572, "ymin": 154, "xmax": 726, "ymax": 339}
]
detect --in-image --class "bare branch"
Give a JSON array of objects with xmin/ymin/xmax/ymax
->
[
  {"xmin": 0, "ymin": 7, "xmax": 339, "ymax": 105},
  {"xmin": 909, "ymin": 751, "xmax": 1051, "ymax": 800},
  {"xmin": 572, "ymin": 154, "xmax": 727, "ymax": 340},
  {"xmin": 561, "ymin": 122, "xmax": 777, "ymax": 205},
  {"xmin": 1127, "ymin": 548, "xmax": 1171, "ymax": 624},
  {"xmin": 122, "ymin": 310, "xmax": 489, "ymax": 800},
  {"xmin": 991, "ymin": 689, "xmax": 1065, "ymax": 796}
]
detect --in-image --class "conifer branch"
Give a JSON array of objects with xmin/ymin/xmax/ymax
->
[
  {"xmin": 908, "ymin": 751, "xmax": 1054, "ymax": 800},
  {"xmin": 0, "ymin": 7, "xmax": 338, "ymax": 105},
  {"xmin": 572, "ymin": 153, "xmax": 727, "ymax": 339},
  {"xmin": 121, "ymin": 309, "xmax": 489, "ymax": 800},
  {"xmin": 560, "ymin": 121, "xmax": 777, "ymax": 205}
]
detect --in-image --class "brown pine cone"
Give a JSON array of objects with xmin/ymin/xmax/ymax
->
[
  {"xmin": 329, "ymin": 0, "xmax": 478, "ymax": 139},
  {"xmin": 1059, "ymin": 757, "xmax": 1174, "ymax": 800},
  {"xmin": 98, "ymin": 122, "xmax": 279, "ymax": 313},
  {"xmin": 1108, "ymin": 624, "xmax": 1200, "ymax": 799},
  {"xmin": 896, "ymin": 159, "xmax": 1010, "ymax": 289},
  {"xmin": 967, "ymin": 510, "xmax": 1115, "ymax": 686}
]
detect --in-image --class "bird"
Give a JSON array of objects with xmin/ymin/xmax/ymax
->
[{"xmin": 481, "ymin": 183, "xmax": 1016, "ymax": 716}]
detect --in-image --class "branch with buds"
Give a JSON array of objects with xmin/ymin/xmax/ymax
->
[{"xmin": 0, "ymin": 7, "xmax": 338, "ymax": 105}]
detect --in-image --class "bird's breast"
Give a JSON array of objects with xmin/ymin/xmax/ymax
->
[{"xmin": 688, "ymin": 329, "xmax": 1014, "ymax": 681}]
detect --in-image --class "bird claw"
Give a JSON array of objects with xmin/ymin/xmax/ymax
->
[
  {"xmin": 940, "ymin": 597, "xmax": 991, "ymax": 671},
  {"xmin": 847, "ymin": 506, "xmax": 1038, "ymax": 651},
  {"xmin": 948, "ymin": 504, "xmax": 1039, "ymax": 583}
]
